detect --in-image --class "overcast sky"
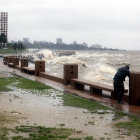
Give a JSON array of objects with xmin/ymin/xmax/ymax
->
[{"xmin": 1, "ymin": 0, "xmax": 140, "ymax": 50}]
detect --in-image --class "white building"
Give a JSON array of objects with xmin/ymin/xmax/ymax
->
[
  {"xmin": 23, "ymin": 38, "xmax": 30, "ymax": 43},
  {"xmin": 73, "ymin": 41, "xmax": 77, "ymax": 45},
  {"xmin": 56, "ymin": 38, "xmax": 62, "ymax": 44},
  {"xmin": 82, "ymin": 42, "xmax": 88, "ymax": 47},
  {"xmin": 0, "ymin": 12, "xmax": 8, "ymax": 37}
]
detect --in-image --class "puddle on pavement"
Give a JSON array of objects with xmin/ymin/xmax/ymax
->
[{"xmin": 0, "ymin": 82, "xmax": 138, "ymax": 139}]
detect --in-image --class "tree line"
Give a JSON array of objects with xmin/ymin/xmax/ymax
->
[
  {"xmin": 8, "ymin": 41, "xmax": 25, "ymax": 53},
  {"xmin": 23, "ymin": 41, "xmax": 118, "ymax": 51},
  {"xmin": 23, "ymin": 41, "xmax": 106, "ymax": 50}
]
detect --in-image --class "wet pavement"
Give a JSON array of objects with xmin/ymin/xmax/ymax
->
[
  {"xmin": 0, "ymin": 58, "xmax": 140, "ymax": 116},
  {"xmin": 0, "ymin": 85, "xmax": 137, "ymax": 140}
]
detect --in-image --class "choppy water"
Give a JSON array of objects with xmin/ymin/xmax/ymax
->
[{"xmin": 27, "ymin": 49, "xmax": 140, "ymax": 87}]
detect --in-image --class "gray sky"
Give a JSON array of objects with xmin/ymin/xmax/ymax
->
[{"xmin": 1, "ymin": 0, "xmax": 140, "ymax": 50}]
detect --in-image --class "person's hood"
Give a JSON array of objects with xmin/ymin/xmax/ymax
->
[{"xmin": 125, "ymin": 64, "xmax": 130, "ymax": 70}]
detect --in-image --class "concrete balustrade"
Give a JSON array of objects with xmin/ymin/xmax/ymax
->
[
  {"xmin": 3, "ymin": 56, "xmax": 8, "ymax": 64},
  {"xmin": 20, "ymin": 58, "xmax": 28, "ymax": 68},
  {"xmin": 3, "ymin": 56, "xmax": 140, "ymax": 106},
  {"xmin": 13, "ymin": 57, "xmax": 19, "ymax": 66},
  {"xmin": 7, "ymin": 56, "xmax": 16, "ymax": 68},
  {"xmin": 39, "ymin": 72, "xmax": 64, "ymax": 83},
  {"xmin": 129, "ymin": 72, "xmax": 140, "ymax": 106},
  {"xmin": 20, "ymin": 58, "xmax": 35, "ymax": 74},
  {"xmin": 35, "ymin": 60, "xmax": 45, "ymax": 76},
  {"xmin": 36, "ymin": 60, "xmax": 64, "ymax": 82},
  {"xmin": 64, "ymin": 64, "xmax": 78, "ymax": 85},
  {"xmin": 8, "ymin": 57, "xmax": 14, "ymax": 64}
]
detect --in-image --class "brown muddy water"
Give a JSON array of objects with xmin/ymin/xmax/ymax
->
[{"xmin": 0, "ymin": 74, "xmax": 138, "ymax": 140}]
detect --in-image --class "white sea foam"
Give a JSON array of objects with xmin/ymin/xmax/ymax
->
[
  {"xmin": 27, "ymin": 49, "xmax": 139, "ymax": 85},
  {"xmin": 84, "ymin": 63, "xmax": 116, "ymax": 82},
  {"xmin": 38, "ymin": 49, "xmax": 54, "ymax": 59},
  {"xmin": 45, "ymin": 55, "xmax": 87, "ymax": 67}
]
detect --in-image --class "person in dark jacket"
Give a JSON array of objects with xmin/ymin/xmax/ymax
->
[{"xmin": 113, "ymin": 65, "xmax": 130, "ymax": 104}]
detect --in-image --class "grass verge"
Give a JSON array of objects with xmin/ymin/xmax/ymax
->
[
  {"xmin": 0, "ymin": 112, "xmax": 94, "ymax": 140},
  {"xmin": 0, "ymin": 112, "xmax": 18, "ymax": 140},
  {"xmin": 0, "ymin": 125, "xmax": 94, "ymax": 140},
  {"xmin": 0, "ymin": 49, "xmax": 26, "ymax": 54},
  {"xmin": 115, "ymin": 117, "xmax": 140, "ymax": 134},
  {"xmin": 61, "ymin": 93, "xmax": 111, "ymax": 113},
  {"xmin": 15, "ymin": 77, "xmax": 52, "ymax": 90},
  {"xmin": 0, "ymin": 76, "xmax": 53, "ymax": 91},
  {"xmin": 0, "ymin": 77, "xmax": 17, "ymax": 92}
]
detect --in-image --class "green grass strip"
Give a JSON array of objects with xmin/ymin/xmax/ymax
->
[
  {"xmin": 0, "ymin": 49, "xmax": 26, "ymax": 54},
  {"xmin": 62, "ymin": 93, "xmax": 111, "ymax": 112},
  {"xmin": 0, "ymin": 77, "xmax": 17, "ymax": 92},
  {"xmin": 0, "ymin": 75, "xmax": 53, "ymax": 92},
  {"xmin": 16, "ymin": 77, "xmax": 52, "ymax": 90},
  {"xmin": 10, "ymin": 125, "xmax": 95, "ymax": 140},
  {"xmin": 115, "ymin": 118, "xmax": 140, "ymax": 134}
]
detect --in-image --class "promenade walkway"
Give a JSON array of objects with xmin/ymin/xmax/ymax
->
[{"xmin": 0, "ymin": 58, "xmax": 140, "ymax": 116}]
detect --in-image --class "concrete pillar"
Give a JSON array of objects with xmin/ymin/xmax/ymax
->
[
  {"xmin": 13, "ymin": 58, "xmax": 19, "ymax": 66},
  {"xmin": 129, "ymin": 71, "xmax": 140, "ymax": 106},
  {"xmin": 64, "ymin": 63, "xmax": 78, "ymax": 85},
  {"xmin": 3, "ymin": 56, "xmax": 8, "ymax": 64},
  {"xmin": 20, "ymin": 58, "xmax": 28, "ymax": 68},
  {"xmin": 35, "ymin": 60, "xmax": 45, "ymax": 76},
  {"xmin": 8, "ymin": 57, "xmax": 14, "ymax": 64}
]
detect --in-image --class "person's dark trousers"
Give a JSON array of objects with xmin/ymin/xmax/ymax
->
[{"xmin": 113, "ymin": 81, "xmax": 124, "ymax": 103}]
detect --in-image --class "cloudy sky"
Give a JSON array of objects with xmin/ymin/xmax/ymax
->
[{"xmin": 1, "ymin": 0, "xmax": 140, "ymax": 50}]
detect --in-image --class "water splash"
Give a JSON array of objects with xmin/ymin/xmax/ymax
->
[
  {"xmin": 39, "ymin": 49, "xmax": 54, "ymax": 59},
  {"xmin": 26, "ymin": 49, "xmax": 139, "ymax": 85},
  {"xmin": 84, "ymin": 63, "xmax": 116, "ymax": 83}
]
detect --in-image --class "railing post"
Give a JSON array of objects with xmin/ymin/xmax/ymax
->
[
  {"xmin": 35, "ymin": 60, "xmax": 45, "ymax": 76},
  {"xmin": 20, "ymin": 58, "xmax": 28, "ymax": 68},
  {"xmin": 129, "ymin": 71, "xmax": 140, "ymax": 105},
  {"xmin": 8, "ymin": 57, "xmax": 14, "ymax": 64},
  {"xmin": 64, "ymin": 63, "xmax": 78, "ymax": 85},
  {"xmin": 3, "ymin": 56, "xmax": 8, "ymax": 65},
  {"xmin": 13, "ymin": 57, "xmax": 19, "ymax": 66}
]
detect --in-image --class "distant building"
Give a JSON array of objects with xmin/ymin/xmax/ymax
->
[
  {"xmin": 73, "ymin": 41, "xmax": 77, "ymax": 45},
  {"xmin": 23, "ymin": 38, "xmax": 30, "ymax": 43},
  {"xmin": 56, "ymin": 38, "xmax": 62, "ymax": 44},
  {"xmin": 90, "ymin": 44, "xmax": 102, "ymax": 49},
  {"xmin": 82, "ymin": 42, "xmax": 88, "ymax": 47},
  {"xmin": 0, "ymin": 12, "xmax": 8, "ymax": 42}
]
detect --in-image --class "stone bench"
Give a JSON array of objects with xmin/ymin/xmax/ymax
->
[
  {"xmin": 71, "ymin": 78, "xmax": 128, "ymax": 98},
  {"xmin": 21, "ymin": 67, "xmax": 35, "ymax": 75},
  {"xmin": 15, "ymin": 65, "xmax": 21, "ymax": 70},
  {"xmin": 39, "ymin": 72, "xmax": 64, "ymax": 83},
  {"xmin": 8, "ymin": 63, "xmax": 14, "ymax": 68}
]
